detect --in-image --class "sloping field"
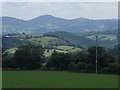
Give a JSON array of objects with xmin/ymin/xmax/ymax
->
[{"xmin": 86, "ymin": 34, "xmax": 116, "ymax": 41}]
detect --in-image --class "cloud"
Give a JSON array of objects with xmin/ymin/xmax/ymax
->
[
  {"xmin": 1, "ymin": 0, "xmax": 119, "ymax": 2},
  {"xmin": 2, "ymin": 2, "xmax": 28, "ymax": 7},
  {"xmin": 1, "ymin": 2, "xmax": 118, "ymax": 20}
]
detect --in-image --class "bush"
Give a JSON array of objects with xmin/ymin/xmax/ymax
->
[
  {"xmin": 2, "ymin": 57, "xmax": 16, "ymax": 69},
  {"xmin": 69, "ymin": 62, "xmax": 86, "ymax": 72},
  {"xmin": 77, "ymin": 62, "xmax": 86, "ymax": 71},
  {"xmin": 86, "ymin": 63, "xmax": 95, "ymax": 73},
  {"xmin": 69, "ymin": 62, "xmax": 75, "ymax": 71},
  {"xmin": 100, "ymin": 67, "xmax": 109, "ymax": 73},
  {"xmin": 14, "ymin": 45, "xmax": 44, "ymax": 70},
  {"xmin": 108, "ymin": 63, "xmax": 120, "ymax": 74}
]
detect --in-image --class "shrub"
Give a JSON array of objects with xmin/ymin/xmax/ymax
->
[
  {"xmin": 69, "ymin": 62, "xmax": 75, "ymax": 71},
  {"xmin": 85, "ymin": 63, "xmax": 95, "ymax": 73},
  {"xmin": 100, "ymin": 67, "xmax": 109, "ymax": 73},
  {"xmin": 2, "ymin": 57, "xmax": 16, "ymax": 69},
  {"xmin": 77, "ymin": 62, "xmax": 86, "ymax": 71},
  {"xmin": 108, "ymin": 63, "xmax": 120, "ymax": 74}
]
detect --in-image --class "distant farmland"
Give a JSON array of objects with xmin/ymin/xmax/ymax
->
[
  {"xmin": 86, "ymin": 34, "xmax": 116, "ymax": 41},
  {"xmin": 3, "ymin": 71, "xmax": 118, "ymax": 88}
]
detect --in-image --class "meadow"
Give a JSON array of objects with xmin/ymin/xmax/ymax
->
[
  {"xmin": 86, "ymin": 34, "xmax": 116, "ymax": 41},
  {"xmin": 2, "ymin": 71, "xmax": 118, "ymax": 88},
  {"xmin": 29, "ymin": 36, "xmax": 57, "ymax": 45}
]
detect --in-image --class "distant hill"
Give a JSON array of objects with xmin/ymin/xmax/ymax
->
[
  {"xmin": 1, "ymin": 15, "xmax": 118, "ymax": 35},
  {"xmin": 45, "ymin": 31, "xmax": 118, "ymax": 48},
  {"xmin": 44, "ymin": 31, "xmax": 95, "ymax": 48},
  {"xmin": 2, "ymin": 31, "xmax": 94, "ymax": 49},
  {"xmin": 2, "ymin": 36, "xmax": 31, "ymax": 49}
]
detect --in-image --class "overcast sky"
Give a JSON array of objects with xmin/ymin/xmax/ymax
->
[{"xmin": 1, "ymin": 2, "xmax": 118, "ymax": 20}]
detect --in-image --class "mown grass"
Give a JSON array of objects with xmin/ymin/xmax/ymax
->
[{"xmin": 2, "ymin": 71, "xmax": 118, "ymax": 88}]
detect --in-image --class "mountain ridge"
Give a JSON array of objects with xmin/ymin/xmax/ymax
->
[
  {"xmin": 1, "ymin": 15, "xmax": 117, "ymax": 21},
  {"xmin": 1, "ymin": 15, "xmax": 118, "ymax": 34}
]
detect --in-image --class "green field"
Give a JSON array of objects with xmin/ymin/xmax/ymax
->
[
  {"xmin": 15, "ymin": 33, "xmax": 43, "ymax": 38},
  {"xmin": 6, "ymin": 46, "xmax": 81, "ymax": 57},
  {"xmin": 6, "ymin": 48, "xmax": 17, "ymax": 54},
  {"xmin": 44, "ymin": 49, "xmax": 68, "ymax": 57},
  {"xmin": 44, "ymin": 46, "xmax": 81, "ymax": 57},
  {"xmin": 2, "ymin": 71, "xmax": 118, "ymax": 88},
  {"xmin": 86, "ymin": 34, "xmax": 116, "ymax": 41},
  {"xmin": 29, "ymin": 36, "xmax": 57, "ymax": 45},
  {"xmin": 57, "ymin": 46, "xmax": 81, "ymax": 52},
  {"xmin": 44, "ymin": 49, "xmax": 55, "ymax": 57}
]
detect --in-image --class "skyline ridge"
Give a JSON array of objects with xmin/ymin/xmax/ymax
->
[{"xmin": 1, "ymin": 14, "xmax": 118, "ymax": 21}]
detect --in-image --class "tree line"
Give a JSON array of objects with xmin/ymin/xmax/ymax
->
[{"xmin": 2, "ymin": 45, "xmax": 120, "ymax": 74}]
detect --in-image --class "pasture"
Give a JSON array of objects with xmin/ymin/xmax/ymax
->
[
  {"xmin": 57, "ymin": 46, "xmax": 81, "ymax": 52},
  {"xmin": 6, "ymin": 45, "xmax": 81, "ymax": 57},
  {"xmin": 15, "ymin": 33, "xmax": 43, "ymax": 38},
  {"xmin": 2, "ymin": 71, "xmax": 118, "ymax": 88},
  {"xmin": 29, "ymin": 36, "xmax": 57, "ymax": 45},
  {"xmin": 86, "ymin": 34, "xmax": 116, "ymax": 41},
  {"xmin": 6, "ymin": 48, "xmax": 17, "ymax": 54}
]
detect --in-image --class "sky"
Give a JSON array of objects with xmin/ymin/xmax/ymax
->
[{"xmin": 0, "ymin": 2, "xmax": 118, "ymax": 20}]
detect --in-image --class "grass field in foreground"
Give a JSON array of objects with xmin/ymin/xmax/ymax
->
[{"xmin": 2, "ymin": 71, "xmax": 118, "ymax": 88}]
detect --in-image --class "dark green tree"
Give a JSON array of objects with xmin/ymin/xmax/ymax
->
[
  {"xmin": 108, "ymin": 63, "xmax": 120, "ymax": 74},
  {"xmin": 77, "ymin": 62, "xmax": 86, "ymax": 71},
  {"xmin": 14, "ymin": 45, "xmax": 44, "ymax": 70},
  {"xmin": 69, "ymin": 62, "xmax": 75, "ymax": 71},
  {"xmin": 87, "ymin": 46, "xmax": 115, "ymax": 71},
  {"xmin": 86, "ymin": 63, "xmax": 95, "ymax": 72},
  {"xmin": 70, "ymin": 51, "xmax": 88, "ymax": 64},
  {"xmin": 2, "ymin": 57, "xmax": 16, "ymax": 69},
  {"xmin": 49, "ymin": 50, "xmax": 71, "ymax": 70}
]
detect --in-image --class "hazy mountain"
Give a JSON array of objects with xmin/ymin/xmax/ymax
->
[{"xmin": 1, "ymin": 15, "xmax": 118, "ymax": 35}]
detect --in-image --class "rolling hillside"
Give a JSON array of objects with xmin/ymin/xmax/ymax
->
[
  {"xmin": 3, "ymin": 31, "xmax": 118, "ymax": 57},
  {"xmin": 3, "ymin": 32, "xmax": 87, "ymax": 57}
]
